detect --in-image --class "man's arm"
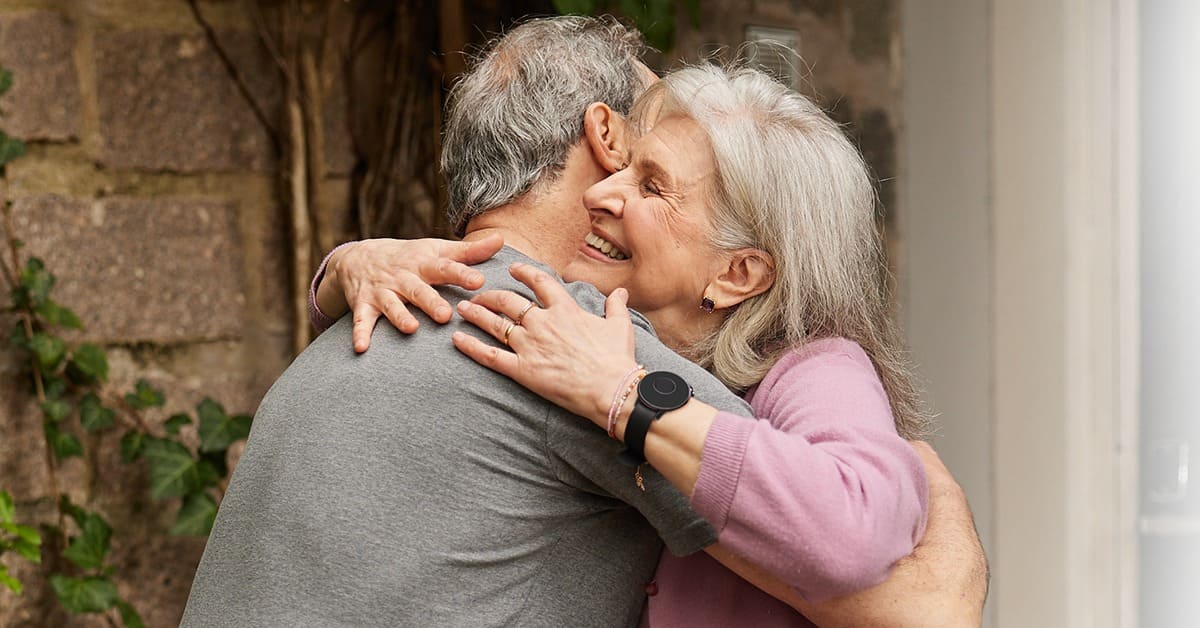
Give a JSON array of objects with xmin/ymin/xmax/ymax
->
[{"xmin": 710, "ymin": 441, "xmax": 988, "ymax": 627}]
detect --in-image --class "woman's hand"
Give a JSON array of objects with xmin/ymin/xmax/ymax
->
[
  {"xmin": 452, "ymin": 262, "xmax": 639, "ymax": 428},
  {"xmin": 317, "ymin": 235, "xmax": 504, "ymax": 352}
]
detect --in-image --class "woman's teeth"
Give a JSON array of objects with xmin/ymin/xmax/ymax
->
[{"xmin": 585, "ymin": 232, "xmax": 628, "ymax": 260}]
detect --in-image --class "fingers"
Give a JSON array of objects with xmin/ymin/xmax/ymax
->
[
  {"xmin": 451, "ymin": 331, "xmax": 520, "ymax": 378},
  {"xmin": 469, "ymin": 290, "xmax": 536, "ymax": 322},
  {"xmin": 351, "ymin": 303, "xmax": 383, "ymax": 353},
  {"xmin": 418, "ymin": 257, "xmax": 486, "ymax": 292},
  {"xmin": 604, "ymin": 288, "xmax": 631, "ymax": 325},
  {"xmin": 454, "ymin": 234, "xmax": 504, "ymax": 264},
  {"xmin": 508, "ymin": 262, "xmax": 571, "ymax": 308},
  {"xmin": 398, "ymin": 275, "xmax": 455, "ymax": 323},
  {"xmin": 456, "ymin": 300, "xmax": 517, "ymax": 346},
  {"xmin": 379, "ymin": 291, "xmax": 420, "ymax": 334}
]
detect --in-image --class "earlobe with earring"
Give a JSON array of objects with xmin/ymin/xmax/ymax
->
[{"xmin": 700, "ymin": 295, "xmax": 715, "ymax": 313}]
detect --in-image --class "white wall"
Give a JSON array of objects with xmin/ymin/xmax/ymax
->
[{"xmin": 901, "ymin": 1, "xmax": 1137, "ymax": 626}]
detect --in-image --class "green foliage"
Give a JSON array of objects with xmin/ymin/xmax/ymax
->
[
  {"xmin": 49, "ymin": 575, "xmax": 119, "ymax": 614},
  {"xmin": 554, "ymin": 0, "xmax": 701, "ymax": 51},
  {"xmin": 124, "ymin": 379, "xmax": 165, "ymax": 410},
  {"xmin": 1, "ymin": 66, "xmax": 249, "ymax": 625},
  {"xmin": 0, "ymin": 491, "xmax": 43, "ymax": 595},
  {"xmin": 197, "ymin": 398, "xmax": 251, "ymax": 453}
]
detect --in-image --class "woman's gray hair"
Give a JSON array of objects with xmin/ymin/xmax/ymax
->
[
  {"xmin": 636, "ymin": 64, "xmax": 932, "ymax": 439},
  {"xmin": 442, "ymin": 15, "xmax": 649, "ymax": 235}
]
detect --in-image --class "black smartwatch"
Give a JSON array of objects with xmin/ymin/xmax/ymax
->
[{"xmin": 618, "ymin": 371, "xmax": 693, "ymax": 467}]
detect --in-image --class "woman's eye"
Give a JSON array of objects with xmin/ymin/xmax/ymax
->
[{"xmin": 640, "ymin": 181, "xmax": 661, "ymax": 196}]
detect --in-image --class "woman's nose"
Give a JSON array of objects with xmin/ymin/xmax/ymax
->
[{"xmin": 582, "ymin": 171, "xmax": 626, "ymax": 218}]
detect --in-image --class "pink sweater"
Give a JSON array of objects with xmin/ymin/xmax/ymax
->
[{"xmin": 648, "ymin": 338, "xmax": 928, "ymax": 627}]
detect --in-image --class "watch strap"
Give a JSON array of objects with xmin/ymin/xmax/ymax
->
[{"xmin": 617, "ymin": 402, "xmax": 657, "ymax": 467}]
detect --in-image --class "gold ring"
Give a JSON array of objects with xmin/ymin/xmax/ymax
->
[
  {"xmin": 514, "ymin": 302, "xmax": 536, "ymax": 326},
  {"xmin": 502, "ymin": 321, "xmax": 516, "ymax": 346}
]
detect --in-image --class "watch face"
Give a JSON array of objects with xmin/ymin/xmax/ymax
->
[{"xmin": 638, "ymin": 372, "xmax": 693, "ymax": 411}]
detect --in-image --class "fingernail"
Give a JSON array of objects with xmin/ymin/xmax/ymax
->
[{"xmin": 457, "ymin": 301, "xmax": 472, "ymax": 313}]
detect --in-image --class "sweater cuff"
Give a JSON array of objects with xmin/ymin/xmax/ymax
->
[
  {"xmin": 690, "ymin": 412, "xmax": 755, "ymax": 533},
  {"xmin": 309, "ymin": 241, "xmax": 356, "ymax": 333}
]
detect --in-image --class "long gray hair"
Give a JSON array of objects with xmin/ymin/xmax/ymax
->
[
  {"xmin": 635, "ymin": 64, "xmax": 932, "ymax": 439},
  {"xmin": 442, "ymin": 15, "xmax": 649, "ymax": 235}
]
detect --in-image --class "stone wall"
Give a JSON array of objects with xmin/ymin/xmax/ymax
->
[
  {"xmin": 0, "ymin": 1, "xmax": 900, "ymax": 625},
  {"xmin": 0, "ymin": 1, "xmax": 350, "ymax": 625}
]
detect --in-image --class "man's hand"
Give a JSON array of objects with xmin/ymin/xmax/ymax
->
[{"xmin": 316, "ymin": 235, "xmax": 504, "ymax": 352}]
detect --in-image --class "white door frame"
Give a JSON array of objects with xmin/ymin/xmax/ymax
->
[{"xmin": 900, "ymin": 1, "xmax": 1139, "ymax": 626}]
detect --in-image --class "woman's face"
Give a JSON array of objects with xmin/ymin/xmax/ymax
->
[{"xmin": 561, "ymin": 115, "xmax": 727, "ymax": 349}]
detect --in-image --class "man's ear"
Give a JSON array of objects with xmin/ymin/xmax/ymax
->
[
  {"xmin": 583, "ymin": 102, "xmax": 629, "ymax": 174},
  {"xmin": 706, "ymin": 249, "xmax": 776, "ymax": 310}
]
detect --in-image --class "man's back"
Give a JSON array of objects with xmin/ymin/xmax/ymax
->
[{"xmin": 182, "ymin": 247, "xmax": 747, "ymax": 627}]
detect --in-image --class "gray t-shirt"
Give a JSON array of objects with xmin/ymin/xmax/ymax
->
[{"xmin": 182, "ymin": 247, "xmax": 751, "ymax": 627}]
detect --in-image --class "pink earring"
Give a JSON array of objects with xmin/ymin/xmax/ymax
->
[{"xmin": 700, "ymin": 296, "xmax": 715, "ymax": 313}]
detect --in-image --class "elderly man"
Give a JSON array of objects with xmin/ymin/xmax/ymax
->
[{"xmin": 184, "ymin": 15, "xmax": 986, "ymax": 627}]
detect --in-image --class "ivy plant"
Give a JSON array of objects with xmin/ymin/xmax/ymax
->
[{"xmin": 0, "ymin": 65, "xmax": 250, "ymax": 627}]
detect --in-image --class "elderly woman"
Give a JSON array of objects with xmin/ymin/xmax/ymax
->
[{"xmin": 312, "ymin": 64, "xmax": 943, "ymax": 626}]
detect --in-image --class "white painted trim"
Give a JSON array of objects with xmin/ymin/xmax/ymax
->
[{"xmin": 991, "ymin": 0, "xmax": 1138, "ymax": 626}]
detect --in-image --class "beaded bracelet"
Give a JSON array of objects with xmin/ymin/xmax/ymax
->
[{"xmin": 607, "ymin": 365, "xmax": 647, "ymax": 439}]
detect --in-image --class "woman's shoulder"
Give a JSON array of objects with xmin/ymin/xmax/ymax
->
[{"xmin": 772, "ymin": 337, "xmax": 872, "ymax": 374}]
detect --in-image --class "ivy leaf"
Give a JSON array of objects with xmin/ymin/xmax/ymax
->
[
  {"xmin": 44, "ymin": 422, "xmax": 83, "ymax": 460},
  {"xmin": 116, "ymin": 599, "xmax": 145, "ymax": 628},
  {"xmin": 0, "ymin": 490, "xmax": 14, "ymax": 522},
  {"xmin": 18, "ymin": 258, "xmax": 53, "ymax": 308},
  {"xmin": 0, "ymin": 564, "xmax": 21, "ymax": 594},
  {"xmin": 124, "ymin": 379, "xmax": 164, "ymax": 410},
  {"xmin": 0, "ymin": 131, "xmax": 25, "ymax": 169},
  {"xmin": 40, "ymin": 399, "xmax": 71, "ymax": 423},
  {"xmin": 13, "ymin": 535, "xmax": 41, "ymax": 563},
  {"xmin": 144, "ymin": 438, "xmax": 202, "ymax": 498},
  {"xmin": 43, "ymin": 375, "xmax": 67, "ymax": 400},
  {"xmin": 169, "ymin": 492, "xmax": 217, "ymax": 536},
  {"xmin": 197, "ymin": 398, "xmax": 250, "ymax": 453},
  {"xmin": 49, "ymin": 574, "xmax": 119, "ymax": 613},
  {"xmin": 119, "ymin": 430, "xmax": 146, "ymax": 463},
  {"xmin": 36, "ymin": 299, "xmax": 83, "ymax": 330},
  {"xmin": 79, "ymin": 394, "xmax": 116, "ymax": 431},
  {"xmin": 552, "ymin": 0, "xmax": 600, "ymax": 14},
  {"xmin": 62, "ymin": 513, "xmax": 111, "ymax": 570},
  {"xmin": 163, "ymin": 413, "xmax": 191, "ymax": 435},
  {"xmin": 0, "ymin": 521, "xmax": 42, "ymax": 547},
  {"xmin": 69, "ymin": 343, "xmax": 108, "ymax": 382},
  {"xmin": 28, "ymin": 332, "xmax": 67, "ymax": 370}
]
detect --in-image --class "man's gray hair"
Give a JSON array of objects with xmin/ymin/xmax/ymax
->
[
  {"xmin": 442, "ymin": 15, "xmax": 649, "ymax": 235},
  {"xmin": 634, "ymin": 64, "xmax": 932, "ymax": 439}
]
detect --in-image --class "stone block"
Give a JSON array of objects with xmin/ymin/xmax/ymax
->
[
  {"xmin": 10, "ymin": 195, "xmax": 246, "ymax": 344},
  {"xmin": 95, "ymin": 28, "xmax": 281, "ymax": 173},
  {"xmin": 0, "ymin": 11, "xmax": 81, "ymax": 141}
]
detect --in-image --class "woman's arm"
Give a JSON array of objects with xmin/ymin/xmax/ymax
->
[
  {"xmin": 708, "ymin": 442, "xmax": 988, "ymax": 627},
  {"xmin": 308, "ymin": 235, "xmax": 504, "ymax": 350},
  {"xmin": 453, "ymin": 262, "xmax": 927, "ymax": 600}
]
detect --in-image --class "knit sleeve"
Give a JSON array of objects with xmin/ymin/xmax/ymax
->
[
  {"xmin": 689, "ymin": 338, "xmax": 929, "ymax": 600},
  {"xmin": 309, "ymin": 241, "xmax": 357, "ymax": 333}
]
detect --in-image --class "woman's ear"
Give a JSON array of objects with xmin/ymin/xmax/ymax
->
[
  {"xmin": 583, "ymin": 102, "xmax": 629, "ymax": 174},
  {"xmin": 706, "ymin": 249, "xmax": 776, "ymax": 310}
]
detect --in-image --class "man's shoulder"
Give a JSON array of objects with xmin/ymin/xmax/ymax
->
[{"xmin": 487, "ymin": 247, "xmax": 653, "ymax": 333}]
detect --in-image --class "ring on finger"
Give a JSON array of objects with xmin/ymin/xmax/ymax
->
[
  {"xmin": 502, "ymin": 321, "xmax": 516, "ymax": 346},
  {"xmin": 513, "ymin": 302, "xmax": 536, "ymax": 326}
]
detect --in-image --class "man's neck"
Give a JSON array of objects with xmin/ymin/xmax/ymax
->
[{"xmin": 462, "ymin": 194, "xmax": 587, "ymax": 274}]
